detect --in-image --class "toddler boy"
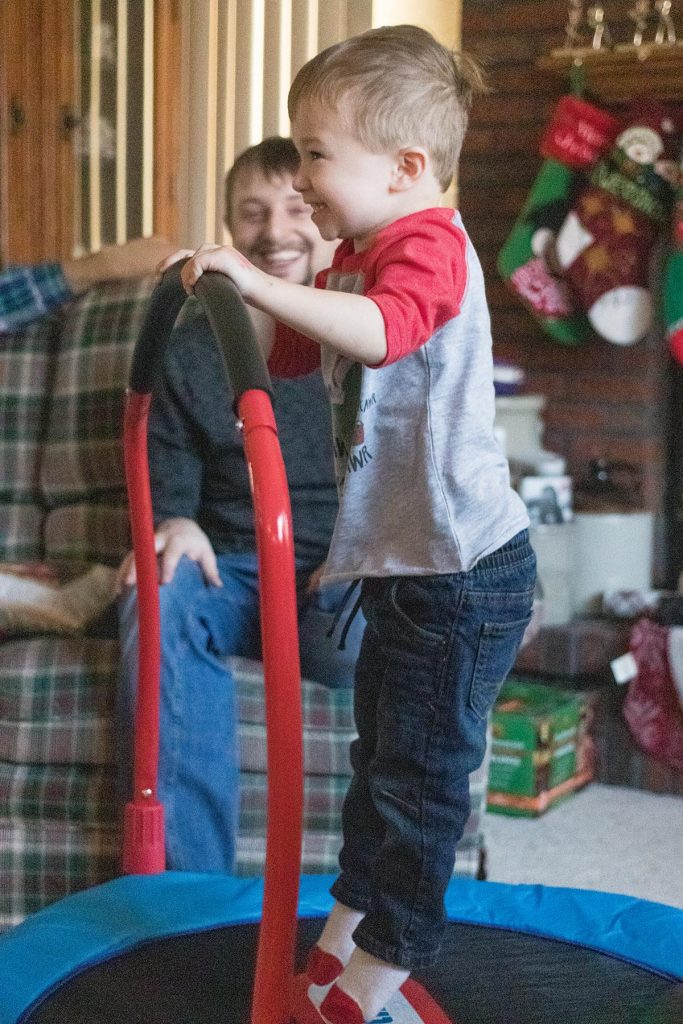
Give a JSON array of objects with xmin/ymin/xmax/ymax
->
[{"xmin": 181, "ymin": 24, "xmax": 536, "ymax": 1024}]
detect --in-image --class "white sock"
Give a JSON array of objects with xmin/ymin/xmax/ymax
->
[
  {"xmin": 335, "ymin": 947, "xmax": 410, "ymax": 1022},
  {"xmin": 317, "ymin": 901, "xmax": 366, "ymax": 967}
]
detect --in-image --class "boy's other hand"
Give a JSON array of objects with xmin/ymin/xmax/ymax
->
[{"xmin": 115, "ymin": 518, "xmax": 222, "ymax": 592}]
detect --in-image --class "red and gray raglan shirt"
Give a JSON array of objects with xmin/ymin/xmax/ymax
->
[{"xmin": 269, "ymin": 207, "xmax": 529, "ymax": 583}]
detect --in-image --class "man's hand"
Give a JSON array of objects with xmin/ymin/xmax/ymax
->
[{"xmin": 116, "ymin": 518, "xmax": 222, "ymax": 592}]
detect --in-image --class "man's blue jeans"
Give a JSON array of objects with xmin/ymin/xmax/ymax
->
[
  {"xmin": 117, "ymin": 552, "xmax": 365, "ymax": 873},
  {"xmin": 331, "ymin": 530, "xmax": 536, "ymax": 970}
]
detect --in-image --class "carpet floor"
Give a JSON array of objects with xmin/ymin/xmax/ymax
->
[{"xmin": 483, "ymin": 782, "xmax": 683, "ymax": 909}]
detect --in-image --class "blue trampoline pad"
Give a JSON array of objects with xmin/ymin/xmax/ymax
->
[{"xmin": 0, "ymin": 874, "xmax": 681, "ymax": 1024}]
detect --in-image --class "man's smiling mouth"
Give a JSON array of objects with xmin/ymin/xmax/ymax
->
[{"xmin": 259, "ymin": 249, "xmax": 306, "ymax": 264}]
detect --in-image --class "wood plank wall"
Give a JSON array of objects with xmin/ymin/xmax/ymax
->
[{"xmin": 459, "ymin": 0, "xmax": 679, "ymax": 583}]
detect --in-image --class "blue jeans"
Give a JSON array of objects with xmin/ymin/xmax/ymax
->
[
  {"xmin": 116, "ymin": 552, "xmax": 365, "ymax": 873},
  {"xmin": 330, "ymin": 530, "xmax": 536, "ymax": 970}
]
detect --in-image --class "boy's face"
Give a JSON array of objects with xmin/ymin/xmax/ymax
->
[
  {"xmin": 291, "ymin": 101, "xmax": 400, "ymax": 251},
  {"xmin": 228, "ymin": 167, "xmax": 335, "ymax": 284}
]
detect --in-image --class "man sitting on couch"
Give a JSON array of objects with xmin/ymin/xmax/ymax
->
[{"xmin": 0, "ymin": 137, "xmax": 365, "ymax": 875}]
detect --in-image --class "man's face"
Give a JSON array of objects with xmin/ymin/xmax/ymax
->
[{"xmin": 228, "ymin": 167, "xmax": 336, "ymax": 284}]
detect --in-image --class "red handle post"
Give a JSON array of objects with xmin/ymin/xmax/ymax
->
[
  {"xmin": 239, "ymin": 390, "xmax": 304, "ymax": 1024},
  {"xmin": 121, "ymin": 390, "xmax": 165, "ymax": 875}
]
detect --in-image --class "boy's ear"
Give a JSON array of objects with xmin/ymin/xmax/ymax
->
[{"xmin": 391, "ymin": 147, "xmax": 428, "ymax": 191}]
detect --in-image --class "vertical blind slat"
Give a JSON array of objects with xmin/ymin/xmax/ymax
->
[
  {"xmin": 317, "ymin": 0, "xmax": 347, "ymax": 50},
  {"xmin": 263, "ymin": 0, "xmax": 292, "ymax": 138},
  {"xmin": 291, "ymin": 0, "xmax": 318, "ymax": 80},
  {"xmin": 215, "ymin": 0, "xmax": 237, "ymax": 242},
  {"xmin": 142, "ymin": 0, "xmax": 155, "ymax": 237},
  {"xmin": 234, "ymin": 0, "xmax": 265, "ymax": 156},
  {"xmin": 115, "ymin": 0, "xmax": 127, "ymax": 244},
  {"xmin": 89, "ymin": 0, "xmax": 101, "ymax": 251}
]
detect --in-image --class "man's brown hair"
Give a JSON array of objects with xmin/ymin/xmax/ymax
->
[{"xmin": 224, "ymin": 136, "xmax": 301, "ymax": 231}]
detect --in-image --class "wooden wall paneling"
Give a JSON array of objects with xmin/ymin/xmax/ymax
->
[
  {"xmin": 1, "ymin": 0, "xmax": 75, "ymax": 263},
  {"xmin": 2, "ymin": 0, "xmax": 41, "ymax": 264},
  {"xmin": 0, "ymin": 3, "xmax": 9, "ymax": 265},
  {"xmin": 154, "ymin": 0, "xmax": 183, "ymax": 243},
  {"xmin": 43, "ymin": 1, "xmax": 76, "ymax": 260}
]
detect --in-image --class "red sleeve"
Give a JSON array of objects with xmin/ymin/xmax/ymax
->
[
  {"xmin": 365, "ymin": 216, "xmax": 468, "ymax": 367},
  {"xmin": 267, "ymin": 319, "xmax": 321, "ymax": 377}
]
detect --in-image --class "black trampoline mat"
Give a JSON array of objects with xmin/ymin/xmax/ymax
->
[{"xmin": 24, "ymin": 917, "xmax": 683, "ymax": 1024}]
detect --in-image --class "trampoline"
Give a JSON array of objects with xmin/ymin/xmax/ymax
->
[
  {"xmin": 1, "ymin": 267, "xmax": 682, "ymax": 1024},
  {"xmin": 1, "ymin": 873, "xmax": 682, "ymax": 1024}
]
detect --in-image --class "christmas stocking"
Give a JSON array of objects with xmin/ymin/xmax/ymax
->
[
  {"xmin": 498, "ymin": 95, "xmax": 620, "ymax": 345},
  {"xmin": 663, "ymin": 147, "xmax": 683, "ymax": 364},
  {"xmin": 554, "ymin": 102, "xmax": 679, "ymax": 346}
]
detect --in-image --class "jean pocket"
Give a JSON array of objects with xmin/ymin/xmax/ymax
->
[
  {"xmin": 468, "ymin": 615, "xmax": 531, "ymax": 719},
  {"xmin": 389, "ymin": 578, "xmax": 447, "ymax": 646}
]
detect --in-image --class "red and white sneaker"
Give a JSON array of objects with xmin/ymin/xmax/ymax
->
[{"xmin": 291, "ymin": 972, "xmax": 453, "ymax": 1024}]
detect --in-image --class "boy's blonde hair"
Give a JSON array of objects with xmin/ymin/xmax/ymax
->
[{"xmin": 288, "ymin": 24, "xmax": 487, "ymax": 192}]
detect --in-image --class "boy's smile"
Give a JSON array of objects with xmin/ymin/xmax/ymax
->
[{"xmin": 291, "ymin": 102, "xmax": 402, "ymax": 251}]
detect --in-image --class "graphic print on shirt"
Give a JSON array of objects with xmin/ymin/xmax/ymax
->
[{"xmin": 327, "ymin": 356, "xmax": 373, "ymax": 490}]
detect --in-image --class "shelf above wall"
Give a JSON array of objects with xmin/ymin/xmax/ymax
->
[{"xmin": 537, "ymin": 42, "xmax": 683, "ymax": 103}]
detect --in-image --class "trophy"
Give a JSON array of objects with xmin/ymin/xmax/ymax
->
[
  {"xmin": 628, "ymin": 1, "xmax": 652, "ymax": 45},
  {"xmin": 654, "ymin": 1, "xmax": 677, "ymax": 44},
  {"xmin": 586, "ymin": 4, "xmax": 613, "ymax": 49}
]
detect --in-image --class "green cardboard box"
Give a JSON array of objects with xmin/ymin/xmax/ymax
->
[{"xmin": 487, "ymin": 679, "xmax": 593, "ymax": 816}]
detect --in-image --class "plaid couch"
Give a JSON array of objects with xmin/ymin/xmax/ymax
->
[{"xmin": 0, "ymin": 279, "xmax": 489, "ymax": 932}]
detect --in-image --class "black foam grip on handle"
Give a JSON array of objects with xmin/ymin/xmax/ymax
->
[
  {"xmin": 128, "ymin": 261, "xmax": 273, "ymax": 402},
  {"xmin": 194, "ymin": 271, "xmax": 273, "ymax": 402},
  {"xmin": 128, "ymin": 260, "xmax": 189, "ymax": 394}
]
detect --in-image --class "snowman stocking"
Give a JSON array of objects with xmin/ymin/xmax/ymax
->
[
  {"xmin": 498, "ymin": 95, "xmax": 619, "ymax": 345},
  {"xmin": 554, "ymin": 103, "xmax": 679, "ymax": 346}
]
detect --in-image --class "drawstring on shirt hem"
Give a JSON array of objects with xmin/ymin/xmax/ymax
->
[{"xmin": 326, "ymin": 578, "xmax": 362, "ymax": 651}]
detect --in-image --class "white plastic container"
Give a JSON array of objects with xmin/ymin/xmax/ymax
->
[
  {"xmin": 494, "ymin": 395, "xmax": 546, "ymax": 462},
  {"xmin": 571, "ymin": 512, "xmax": 654, "ymax": 615}
]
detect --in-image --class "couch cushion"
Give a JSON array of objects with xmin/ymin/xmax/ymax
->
[
  {"xmin": 44, "ymin": 502, "xmax": 131, "ymax": 565},
  {"xmin": 40, "ymin": 277, "xmax": 155, "ymax": 506},
  {"xmin": 0, "ymin": 636, "xmax": 117, "ymax": 766},
  {"xmin": 0, "ymin": 318, "xmax": 60, "ymax": 561},
  {"xmin": 233, "ymin": 831, "xmax": 484, "ymax": 879},
  {"xmin": 0, "ymin": 762, "xmax": 117, "ymax": 825},
  {"xmin": 234, "ymin": 658, "xmax": 356, "ymax": 775},
  {"xmin": 239, "ymin": 761, "xmax": 490, "ymax": 838},
  {"xmin": 0, "ymin": 317, "xmax": 59, "ymax": 503},
  {"xmin": 234, "ymin": 658, "xmax": 490, "ymax": 880},
  {"xmin": 240, "ymin": 771, "xmax": 350, "ymax": 835},
  {"xmin": 0, "ymin": 818, "xmax": 118, "ymax": 931},
  {"xmin": 0, "ymin": 504, "xmax": 44, "ymax": 563}
]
